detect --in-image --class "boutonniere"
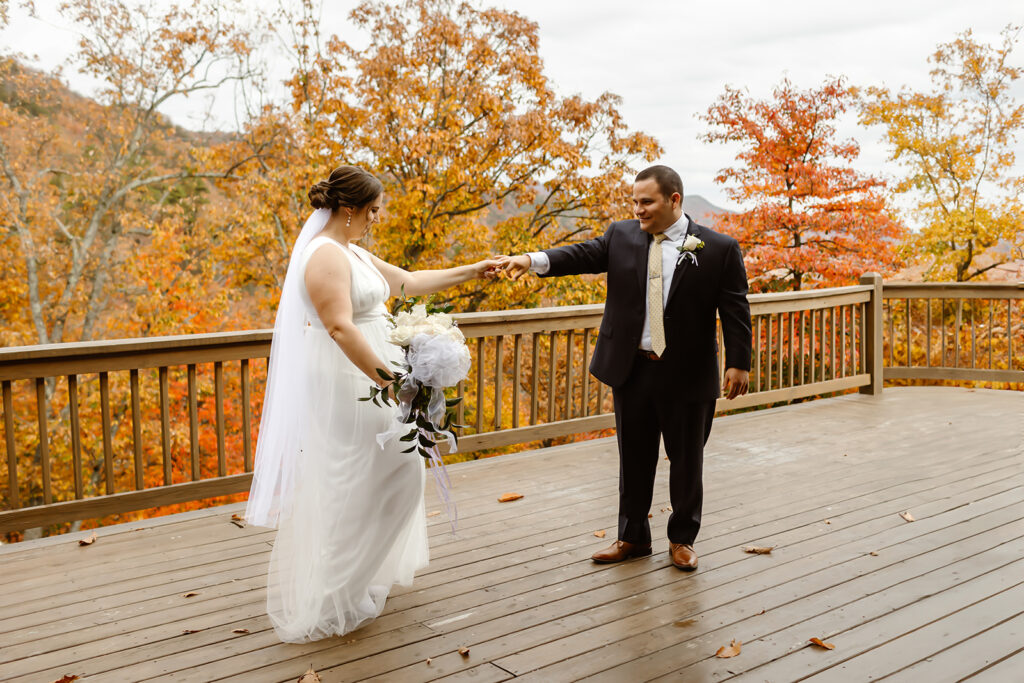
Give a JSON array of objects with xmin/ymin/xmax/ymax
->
[{"xmin": 676, "ymin": 234, "xmax": 705, "ymax": 267}]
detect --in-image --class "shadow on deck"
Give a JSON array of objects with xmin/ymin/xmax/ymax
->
[{"xmin": 2, "ymin": 386, "xmax": 1023, "ymax": 682}]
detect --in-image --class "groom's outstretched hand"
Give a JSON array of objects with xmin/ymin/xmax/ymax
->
[
  {"xmin": 503, "ymin": 254, "xmax": 532, "ymax": 280},
  {"xmin": 723, "ymin": 368, "xmax": 750, "ymax": 400}
]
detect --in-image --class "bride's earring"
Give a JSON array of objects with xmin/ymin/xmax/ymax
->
[{"xmin": 346, "ymin": 213, "xmax": 352, "ymax": 228}]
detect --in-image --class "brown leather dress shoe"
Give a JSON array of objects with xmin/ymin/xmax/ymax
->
[
  {"xmin": 669, "ymin": 543, "xmax": 698, "ymax": 571},
  {"xmin": 591, "ymin": 540, "xmax": 653, "ymax": 563}
]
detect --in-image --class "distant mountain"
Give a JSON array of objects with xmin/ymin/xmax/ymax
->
[{"xmin": 683, "ymin": 194, "xmax": 732, "ymax": 228}]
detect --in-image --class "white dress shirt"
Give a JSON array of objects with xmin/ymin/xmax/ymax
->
[{"xmin": 528, "ymin": 215, "xmax": 690, "ymax": 352}]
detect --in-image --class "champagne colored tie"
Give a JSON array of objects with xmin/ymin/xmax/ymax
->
[{"xmin": 648, "ymin": 233, "xmax": 667, "ymax": 356}]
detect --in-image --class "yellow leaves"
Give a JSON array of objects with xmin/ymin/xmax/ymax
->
[
  {"xmin": 743, "ymin": 546, "xmax": 773, "ymax": 554},
  {"xmin": 593, "ymin": 530, "xmax": 606, "ymax": 538},
  {"xmin": 497, "ymin": 493, "xmax": 523, "ymax": 503},
  {"xmin": 899, "ymin": 511, "xmax": 915, "ymax": 522},
  {"xmin": 297, "ymin": 667, "xmax": 321, "ymax": 682},
  {"xmin": 458, "ymin": 646, "xmax": 471, "ymax": 657},
  {"xmin": 77, "ymin": 531, "xmax": 97, "ymax": 546},
  {"xmin": 715, "ymin": 639, "xmax": 742, "ymax": 658}
]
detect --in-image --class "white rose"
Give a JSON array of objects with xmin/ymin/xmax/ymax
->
[
  {"xmin": 411, "ymin": 303, "xmax": 428, "ymax": 320},
  {"xmin": 388, "ymin": 324, "xmax": 416, "ymax": 346},
  {"xmin": 430, "ymin": 312, "xmax": 453, "ymax": 328},
  {"xmin": 681, "ymin": 235, "xmax": 704, "ymax": 252},
  {"xmin": 445, "ymin": 326, "xmax": 465, "ymax": 344}
]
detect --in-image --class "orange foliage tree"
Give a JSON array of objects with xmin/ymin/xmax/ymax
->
[
  {"xmin": 860, "ymin": 26, "xmax": 1024, "ymax": 282},
  {"xmin": 701, "ymin": 77, "xmax": 905, "ymax": 291}
]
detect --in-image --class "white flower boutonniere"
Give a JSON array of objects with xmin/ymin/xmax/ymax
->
[{"xmin": 677, "ymin": 234, "xmax": 706, "ymax": 267}]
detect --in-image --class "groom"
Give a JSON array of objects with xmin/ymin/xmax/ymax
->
[{"xmin": 503, "ymin": 165, "xmax": 751, "ymax": 570}]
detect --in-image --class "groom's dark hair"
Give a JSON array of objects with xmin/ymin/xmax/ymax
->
[
  {"xmin": 636, "ymin": 165, "xmax": 684, "ymax": 200},
  {"xmin": 308, "ymin": 165, "xmax": 384, "ymax": 211}
]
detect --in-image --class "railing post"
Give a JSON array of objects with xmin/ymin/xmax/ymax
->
[{"xmin": 860, "ymin": 273, "xmax": 884, "ymax": 395}]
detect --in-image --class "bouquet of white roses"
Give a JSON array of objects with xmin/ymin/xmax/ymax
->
[{"xmin": 363, "ymin": 292, "xmax": 470, "ymax": 460}]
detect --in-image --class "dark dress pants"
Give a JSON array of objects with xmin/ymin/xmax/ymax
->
[{"xmin": 612, "ymin": 355, "xmax": 716, "ymax": 546}]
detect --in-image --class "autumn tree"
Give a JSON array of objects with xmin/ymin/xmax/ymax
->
[
  {"xmin": 234, "ymin": 0, "xmax": 661, "ymax": 314},
  {"xmin": 861, "ymin": 26, "xmax": 1024, "ymax": 281},
  {"xmin": 702, "ymin": 77, "xmax": 905, "ymax": 291}
]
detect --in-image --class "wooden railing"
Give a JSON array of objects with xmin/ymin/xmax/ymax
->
[
  {"xmin": 881, "ymin": 282, "xmax": 1024, "ymax": 384},
  {"xmin": 5, "ymin": 275, "xmax": 1023, "ymax": 535}
]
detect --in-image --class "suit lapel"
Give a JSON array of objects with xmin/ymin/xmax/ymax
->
[
  {"xmin": 635, "ymin": 225, "xmax": 650, "ymax": 296},
  {"xmin": 666, "ymin": 218, "xmax": 702, "ymax": 305}
]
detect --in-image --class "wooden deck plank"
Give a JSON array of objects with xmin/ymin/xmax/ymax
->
[
  {"xmin": 0, "ymin": 387, "xmax": 1020, "ymax": 683},
  {"xmin": 962, "ymin": 646, "xmax": 1024, "ymax": 682}
]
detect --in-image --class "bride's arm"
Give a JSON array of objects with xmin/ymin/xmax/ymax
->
[
  {"xmin": 305, "ymin": 247, "xmax": 393, "ymax": 388},
  {"xmin": 367, "ymin": 253, "xmax": 506, "ymax": 297}
]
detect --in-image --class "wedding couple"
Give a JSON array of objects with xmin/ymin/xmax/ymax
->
[{"xmin": 245, "ymin": 164, "xmax": 752, "ymax": 643}]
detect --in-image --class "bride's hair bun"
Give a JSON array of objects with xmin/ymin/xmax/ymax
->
[{"xmin": 307, "ymin": 166, "xmax": 383, "ymax": 212}]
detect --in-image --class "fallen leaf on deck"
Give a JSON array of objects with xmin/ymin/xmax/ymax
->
[
  {"xmin": 458, "ymin": 646, "xmax": 470, "ymax": 657},
  {"xmin": 497, "ymin": 493, "xmax": 523, "ymax": 503},
  {"xmin": 809, "ymin": 637, "xmax": 835, "ymax": 650},
  {"xmin": 181, "ymin": 629, "xmax": 202, "ymax": 634},
  {"xmin": 648, "ymin": 513, "xmax": 653, "ymax": 518},
  {"xmin": 425, "ymin": 658, "xmax": 432, "ymax": 665},
  {"xmin": 743, "ymin": 546, "xmax": 774, "ymax": 554},
  {"xmin": 230, "ymin": 513, "xmax": 246, "ymax": 528},
  {"xmin": 757, "ymin": 609, "xmax": 766, "ymax": 615},
  {"xmin": 51, "ymin": 676, "xmax": 80, "ymax": 683},
  {"xmin": 869, "ymin": 551, "xmax": 880, "ymax": 556},
  {"xmin": 232, "ymin": 628, "xmax": 250, "ymax": 634},
  {"xmin": 715, "ymin": 639, "xmax": 742, "ymax": 658},
  {"xmin": 594, "ymin": 530, "xmax": 606, "ymax": 538},
  {"xmin": 660, "ymin": 506, "xmax": 673, "ymax": 513},
  {"xmin": 182, "ymin": 592, "xmax": 199, "ymax": 598},
  {"xmin": 297, "ymin": 667, "xmax": 322, "ymax": 682},
  {"xmin": 78, "ymin": 531, "xmax": 97, "ymax": 546},
  {"xmin": 427, "ymin": 511, "xmax": 441, "ymax": 517},
  {"xmin": 900, "ymin": 511, "xmax": 915, "ymax": 522},
  {"xmin": 824, "ymin": 519, "xmax": 832, "ymax": 525}
]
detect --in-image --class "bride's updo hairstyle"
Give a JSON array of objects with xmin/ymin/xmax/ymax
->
[{"xmin": 307, "ymin": 165, "xmax": 383, "ymax": 212}]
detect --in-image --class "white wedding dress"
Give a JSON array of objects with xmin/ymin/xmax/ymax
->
[{"xmin": 266, "ymin": 235, "xmax": 429, "ymax": 643}]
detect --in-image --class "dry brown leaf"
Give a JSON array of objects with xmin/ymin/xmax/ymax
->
[
  {"xmin": 869, "ymin": 551, "xmax": 880, "ymax": 557},
  {"xmin": 593, "ymin": 530, "xmax": 606, "ymax": 538},
  {"xmin": 497, "ymin": 493, "xmax": 523, "ymax": 503},
  {"xmin": 425, "ymin": 658, "xmax": 432, "ymax": 665},
  {"xmin": 232, "ymin": 628, "xmax": 250, "ymax": 634},
  {"xmin": 743, "ymin": 546, "xmax": 774, "ymax": 554},
  {"xmin": 181, "ymin": 629, "xmax": 202, "ymax": 634},
  {"xmin": 297, "ymin": 667, "xmax": 322, "ymax": 683},
  {"xmin": 78, "ymin": 531, "xmax": 97, "ymax": 547},
  {"xmin": 182, "ymin": 592, "xmax": 199, "ymax": 598},
  {"xmin": 230, "ymin": 513, "xmax": 246, "ymax": 528},
  {"xmin": 757, "ymin": 609, "xmax": 766, "ymax": 615},
  {"xmin": 824, "ymin": 519, "xmax": 832, "ymax": 525},
  {"xmin": 809, "ymin": 637, "xmax": 836, "ymax": 650},
  {"xmin": 715, "ymin": 639, "xmax": 742, "ymax": 658},
  {"xmin": 647, "ymin": 513, "xmax": 653, "ymax": 518},
  {"xmin": 426, "ymin": 511, "xmax": 441, "ymax": 517},
  {"xmin": 458, "ymin": 646, "xmax": 470, "ymax": 657},
  {"xmin": 51, "ymin": 676, "xmax": 80, "ymax": 683},
  {"xmin": 900, "ymin": 511, "xmax": 915, "ymax": 522}
]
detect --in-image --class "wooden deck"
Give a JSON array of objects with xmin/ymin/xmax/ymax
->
[{"xmin": 2, "ymin": 386, "xmax": 1023, "ymax": 682}]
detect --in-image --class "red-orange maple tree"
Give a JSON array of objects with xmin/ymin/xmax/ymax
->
[{"xmin": 702, "ymin": 77, "xmax": 905, "ymax": 291}]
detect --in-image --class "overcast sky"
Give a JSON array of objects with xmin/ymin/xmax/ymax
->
[{"xmin": 2, "ymin": 1, "xmax": 1020, "ymax": 207}]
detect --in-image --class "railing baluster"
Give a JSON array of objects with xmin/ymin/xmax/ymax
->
[
  {"xmin": 754, "ymin": 316, "xmax": 762, "ymax": 392},
  {"xmin": 767, "ymin": 314, "xmax": 775, "ymax": 391},
  {"xmin": 215, "ymin": 361, "xmax": 226, "ymax": 478},
  {"xmin": 1009, "ymin": 300, "xmax": 1014, "ymax": 369},
  {"xmin": 926, "ymin": 298, "xmax": 932, "ymax": 367},
  {"xmin": 456, "ymin": 379, "xmax": 465, "ymax": 430},
  {"xmin": 512, "ymin": 334, "xmax": 522, "ymax": 429},
  {"xmin": 2, "ymin": 380, "xmax": 18, "ymax": 509},
  {"xmin": 159, "ymin": 367, "xmax": 171, "ymax": 485},
  {"xmin": 494, "ymin": 336, "xmax": 504, "ymax": 431},
  {"xmin": 187, "ymin": 364, "xmax": 199, "ymax": 481},
  {"xmin": 68, "ymin": 375, "xmax": 83, "ymax": 499},
  {"xmin": 475, "ymin": 338, "xmax": 485, "ymax": 434},
  {"xmin": 941, "ymin": 301, "xmax": 946, "ymax": 366},
  {"xmin": 988, "ymin": 304, "xmax": 994, "ymax": 369},
  {"xmin": 241, "ymin": 359, "xmax": 252, "ymax": 473},
  {"xmin": 35, "ymin": 378, "xmax": 51, "ymax": 505},
  {"xmin": 565, "ymin": 330, "xmax": 574, "ymax": 420},
  {"xmin": 810, "ymin": 311, "xmax": 817, "ymax": 384},
  {"xmin": 530, "ymin": 332, "xmax": 540, "ymax": 425},
  {"xmin": 905, "ymin": 298, "xmax": 911, "ymax": 367},
  {"xmin": 788, "ymin": 311, "xmax": 795, "ymax": 387},
  {"xmin": 130, "ymin": 369, "xmax": 143, "ymax": 490},
  {"xmin": 970, "ymin": 301, "xmax": 977, "ymax": 369},
  {"xmin": 547, "ymin": 332, "xmax": 557, "ymax": 423},
  {"xmin": 887, "ymin": 300, "xmax": 894, "ymax": 367},
  {"xmin": 799, "ymin": 312, "xmax": 806, "ymax": 384},
  {"xmin": 100, "ymin": 371, "xmax": 114, "ymax": 495},
  {"xmin": 581, "ymin": 329, "xmax": 591, "ymax": 417},
  {"xmin": 954, "ymin": 299, "xmax": 962, "ymax": 368}
]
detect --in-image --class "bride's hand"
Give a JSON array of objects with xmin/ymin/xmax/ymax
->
[{"xmin": 471, "ymin": 256, "xmax": 509, "ymax": 280}]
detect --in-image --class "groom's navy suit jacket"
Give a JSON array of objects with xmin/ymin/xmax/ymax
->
[{"xmin": 541, "ymin": 216, "xmax": 752, "ymax": 400}]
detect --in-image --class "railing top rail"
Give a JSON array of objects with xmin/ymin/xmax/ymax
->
[
  {"xmin": 883, "ymin": 281, "xmax": 1024, "ymax": 298},
  {"xmin": 747, "ymin": 284, "xmax": 873, "ymax": 305},
  {"xmin": 0, "ymin": 330, "xmax": 273, "ymax": 364}
]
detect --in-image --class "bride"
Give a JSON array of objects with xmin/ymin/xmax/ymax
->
[{"xmin": 245, "ymin": 165, "xmax": 502, "ymax": 642}]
